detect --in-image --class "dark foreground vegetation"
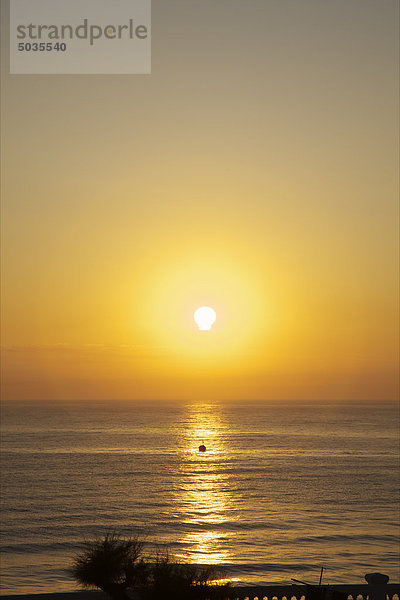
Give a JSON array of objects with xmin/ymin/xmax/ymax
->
[{"xmin": 70, "ymin": 533, "xmax": 231, "ymax": 600}]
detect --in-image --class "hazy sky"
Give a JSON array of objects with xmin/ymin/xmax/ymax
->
[{"xmin": 1, "ymin": 0, "xmax": 399, "ymax": 401}]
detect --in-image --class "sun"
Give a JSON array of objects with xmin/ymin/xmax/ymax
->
[{"xmin": 194, "ymin": 306, "xmax": 216, "ymax": 331}]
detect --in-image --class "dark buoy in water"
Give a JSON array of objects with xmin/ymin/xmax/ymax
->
[{"xmin": 199, "ymin": 443, "xmax": 206, "ymax": 452}]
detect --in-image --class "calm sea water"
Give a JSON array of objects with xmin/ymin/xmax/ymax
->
[{"xmin": 1, "ymin": 400, "xmax": 399, "ymax": 594}]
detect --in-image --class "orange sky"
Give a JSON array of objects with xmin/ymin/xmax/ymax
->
[{"xmin": 1, "ymin": 0, "xmax": 399, "ymax": 401}]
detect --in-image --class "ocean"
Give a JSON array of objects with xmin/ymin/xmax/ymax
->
[{"xmin": 0, "ymin": 400, "xmax": 399, "ymax": 594}]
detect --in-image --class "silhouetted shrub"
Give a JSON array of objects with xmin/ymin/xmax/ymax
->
[
  {"xmin": 142, "ymin": 546, "xmax": 231, "ymax": 600},
  {"xmin": 70, "ymin": 534, "xmax": 231, "ymax": 600},
  {"xmin": 70, "ymin": 532, "xmax": 146, "ymax": 600}
]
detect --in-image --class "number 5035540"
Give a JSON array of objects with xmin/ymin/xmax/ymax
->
[{"xmin": 18, "ymin": 42, "xmax": 67, "ymax": 51}]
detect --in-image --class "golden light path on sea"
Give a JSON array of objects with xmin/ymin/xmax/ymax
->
[{"xmin": 173, "ymin": 403, "xmax": 238, "ymax": 565}]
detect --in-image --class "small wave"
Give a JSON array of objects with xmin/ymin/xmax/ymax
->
[{"xmin": 295, "ymin": 534, "xmax": 398, "ymax": 543}]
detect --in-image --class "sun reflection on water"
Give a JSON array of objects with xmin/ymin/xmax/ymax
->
[{"xmin": 173, "ymin": 403, "xmax": 238, "ymax": 565}]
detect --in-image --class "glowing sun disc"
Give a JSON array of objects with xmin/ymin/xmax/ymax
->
[{"xmin": 194, "ymin": 306, "xmax": 216, "ymax": 331}]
